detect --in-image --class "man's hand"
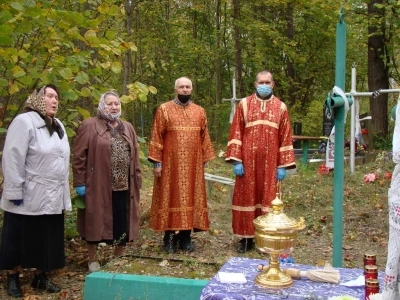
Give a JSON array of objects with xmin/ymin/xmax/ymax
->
[
  {"xmin": 276, "ymin": 168, "xmax": 286, "ymax": 181},
  {"xmin": 154, "ymin": 167, "xmax": 162, "ymax": 178},
  {"xmin": 233, "ymin": 163, "xmax": 244, "ymax": 176}
]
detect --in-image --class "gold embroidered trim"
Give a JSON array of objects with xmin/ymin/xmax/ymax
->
[
  {"xmin": 280, "ymin": 145, "xmax": 294, "ymax": 151},
  {"xmin": 246, "ymin": 120, "xmax": 278, "ymax": 129},
  {"xmin": 168, "ymin": 126, "xmax": 201, "ymax": 131},
  {"xmin": 232, "ymin": 204, "xmax": 272, "ymax": 212},
  {"xmin": 150, "ymin": 141, "xmax": 163, "ymax": 149},
  {"xmin": 227, "ymin": 139, "xmax": 242, "ymax": 146}
]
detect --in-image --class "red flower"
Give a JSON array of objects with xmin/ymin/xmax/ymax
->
[
  {"xmin": 361, "ymin": 128, "xmax": 368, "ymax": 134},
  {"xmin": 363, "ymin": 173, "xmax": 377, "ymax": 183},
  {"xmin": 318, "ymin": 163, "xmax": 332, "ymax": 175},
  {"xmin": 384, "ymin": 172, "xmax": 392, "ymax": 180}
]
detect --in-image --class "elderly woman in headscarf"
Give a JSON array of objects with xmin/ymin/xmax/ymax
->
[
  {"xmin": 0, "ymin": 85, "xmax": 71, "ymax": 297},
  {"xmin": 383, "ymin": 104, "xmax": 400, "ymax": 299},
  {"xmin": 72, "ymin": 91, "xmax": 142, "ymax": 272}
]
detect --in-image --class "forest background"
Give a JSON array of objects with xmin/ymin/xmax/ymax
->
[
  {"xmin": 0, "ymin": 1, "xmax": 399, "ymax": 297},
  {"xmin": 0, "ymin": 0, "xmax": 400, "ymax": 151}
]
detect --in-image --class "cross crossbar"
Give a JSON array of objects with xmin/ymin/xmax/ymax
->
[{"xmin": 204, "ymin": 173, "xmax": 235, "ymax": 203}]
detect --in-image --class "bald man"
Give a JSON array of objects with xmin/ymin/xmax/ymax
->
[{"xmin": 148, "ymin": 77, "xmax": 215, "ymax": 253}]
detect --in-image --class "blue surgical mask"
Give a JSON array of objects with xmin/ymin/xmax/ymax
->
[{"xmin": 256, "ymin": 85, "xmax": 272, "ymax": 97}]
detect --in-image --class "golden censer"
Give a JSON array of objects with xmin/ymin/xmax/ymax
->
[{"xmin": 253, "ymin": 182, "xmax": 305, "ymax": 288}]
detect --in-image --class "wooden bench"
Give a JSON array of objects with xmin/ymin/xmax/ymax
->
[{"xmin": 204, "ymin": 173, "xmax": 235, "ymax": 203}]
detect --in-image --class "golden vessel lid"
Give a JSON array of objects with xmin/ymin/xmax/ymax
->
[{"xmin": 253, "ymin": 192, "xmax": 305, "ymax": 231}]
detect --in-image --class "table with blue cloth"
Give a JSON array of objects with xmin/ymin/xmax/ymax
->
[{"xmin": 200, "ymin": 257, "xmax": 384, "ymax": 300}]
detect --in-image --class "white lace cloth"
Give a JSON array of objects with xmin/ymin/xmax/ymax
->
[{"xmin": 383, "ymin": 103, "xmax": 400, "ymax": 299}]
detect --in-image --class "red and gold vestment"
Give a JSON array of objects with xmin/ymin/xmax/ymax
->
[
  {"xmin": 148, "ymin": 100, "xmax": 215, "ymax": 232},
  {"xmin": 225, "ymin": 94, "xmax": 296, "ymax": 237}
]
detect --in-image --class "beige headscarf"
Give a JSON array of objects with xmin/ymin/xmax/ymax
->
[
  {"xmin": 96, "ymin": 91, "xmax": 124, "ymax": 137},
  {"xmin": 23, "ymin": 85, "xmax": 64, "ymax": 139}
]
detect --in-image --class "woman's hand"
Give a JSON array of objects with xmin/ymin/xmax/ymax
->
[{"xmin": 75, "ymin": 186, "xmax": 86, "ymax": 197}]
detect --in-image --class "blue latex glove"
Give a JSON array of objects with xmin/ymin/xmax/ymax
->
[
  {"xmin": 10, "ymin": 199, "xmax": 23, "ymax": 206},
  {"xmin": 276, "ymin": 168, "xmax": 286, "ymax": 181},
  {"xmin": 75, "ymin": 186, "xmax": 86, "ymax": 197},
  {"xmin": 233, "ymin": 163, "xmax": 244, "ymax": 176}
]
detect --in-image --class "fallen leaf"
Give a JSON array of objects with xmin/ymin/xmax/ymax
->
[{"xmin": 159, "ymin": 259, "xmax": 169, "ymax": 267}]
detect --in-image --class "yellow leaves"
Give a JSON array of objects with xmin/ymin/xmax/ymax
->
[
  {"xmin": 77, "ymin": 107, "xmax": 91, "ymax": 119},
  {"xmin": 120, "ymin": 95, "xmax": 134, "ymax": 104},
  {"xmin": 9, "ymin": 82, "xmax": 19, "ymax": 94},
  {"xmin": 66, "ymin": 27, "xmax": 84, "ymax": 40},
  {"xmin": 18, "ymin": 49, "xmax": 28, "ymax": 59},
  {"xmin": 128, "ymin": 41, "xmax": 138, "ymax": 52},
  {"xmin": 84, "ymin": 29, "xmax": 100, "ymax": 46},
  {"xmin": 111, "ymin": 61, "xmax": 121, "ymax": 74},
  {"xmin": 80, "ymin": 87, "xmax": 91, "ymax": 97},
  {"xmin": 48, "ymin": 46, "xmax": 60, "ymax": 53},
  {"xmin": 98, "ymin": 3, "xmax": 119, "ymax": 16},
  {"xmin": 58, "ymin": 68, "xmax": 73, "ymax": 80},
  {"xmin": 209, "ymin": 229, "xmax": 220, "ymax": 235},
  {"xmin": 98, "ymin": 3, "xmax": 110, "ymax": 14},
  {"xmin": 11, "ymin": 65, "xmax": 25, "ymax": 78},
  {"xmin": 148, "ymin": 86, "xmax": 157, "ymax": 95},
  {"xmin": 100, "ymin": 61, "xmax": 111, "ymax": 69}
]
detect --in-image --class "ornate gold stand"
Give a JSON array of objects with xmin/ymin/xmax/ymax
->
[
  {"xmin": 255, "ymin": 253, "xmax": 293, "ymax": 288},
  {"xmin": 253, "ymin": 182, "xmax": 305, "ymax": 289}
]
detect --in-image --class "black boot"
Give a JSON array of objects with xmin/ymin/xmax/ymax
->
[
  {"xmin": 7, "ymin": 273, "xmax": 22, "ymax": 298},
  {"xmin": 31, "ymin": 272, "xmax": 61, "ymax": 293},
  {"xmin": 163, "ymin": 231, "xmax": 177, "ymax": 253},
  {"xmin": 237, "ymin": 238, "xmax": 254, "ymax": 253},
  {"xmin": 178, "ymin": 230, "xmax": 194, "ymax": 252}
]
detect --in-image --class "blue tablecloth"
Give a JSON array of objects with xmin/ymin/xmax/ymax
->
[{"xmin": 200, "ymin": 257, "xmax": 384, "ymax": 300}]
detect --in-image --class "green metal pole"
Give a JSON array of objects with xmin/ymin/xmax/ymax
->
[{"xmin": 332, "ymin": 7, "xmax": 346, "ymax": 268}]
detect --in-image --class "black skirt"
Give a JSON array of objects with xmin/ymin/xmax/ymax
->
[{"xmin": 0, "ymin": 211, "xmax": 65, "ymax": 272}]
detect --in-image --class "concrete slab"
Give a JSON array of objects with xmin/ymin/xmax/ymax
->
[{"xmin": 84, "ymin": 272, "xmax": 209, "ymax": 300}]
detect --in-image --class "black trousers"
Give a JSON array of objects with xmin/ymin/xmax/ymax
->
[
  {"xmin": 87, "ymin": 190, "xmax": 128, "ymax": 246},
  {"xmin": 163, "ymin": 230, "xmax": 191, "ymax": 246}
]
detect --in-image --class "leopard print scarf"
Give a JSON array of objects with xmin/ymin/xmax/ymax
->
[{"xmin": 23, "ymin": 86, "xmax": 64, "ymax": 139}]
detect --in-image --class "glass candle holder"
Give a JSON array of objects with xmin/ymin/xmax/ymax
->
[
  {"xmin": 364, "ymin": 252, "xmax": 377, "ymax": 266},
  {"xmin": 365, "ymin": 278, "xmax": 379, "ymax": 300},
  {"xmin": 364, "ymin": 265, "xmax": 378, "ymax": 279}
]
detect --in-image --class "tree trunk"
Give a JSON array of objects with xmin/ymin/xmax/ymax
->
[
  {"xmin": 285, "ymin": 1, "xmax": 295, "ymax": 106},
  {"xmin": 215, "ymin": 0, "xmax": 222, "ymax": 104},
  {"xmin": 368, "ymin": 0, "xmax": 389, "ymax": 142},
  {"xmin": 123, "ymin": 0, "xmax": 134, "ymax": 95},
  {"xmin": 233, "ymin": 0, "xmax": 244, "ymax": 96}
]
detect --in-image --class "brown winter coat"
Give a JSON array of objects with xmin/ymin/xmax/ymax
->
[{"xmin": 72, "ymin": 117, "xmax": 142, "ymax": 241}]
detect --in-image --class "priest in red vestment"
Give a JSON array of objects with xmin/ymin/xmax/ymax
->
[
  {"xmin": 148, "ymin": 77, "xmax": 215, "ymax": 253},
  {"xmin": 225, "ymin": 70, "xmax": 296, "ymax": 253}
]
